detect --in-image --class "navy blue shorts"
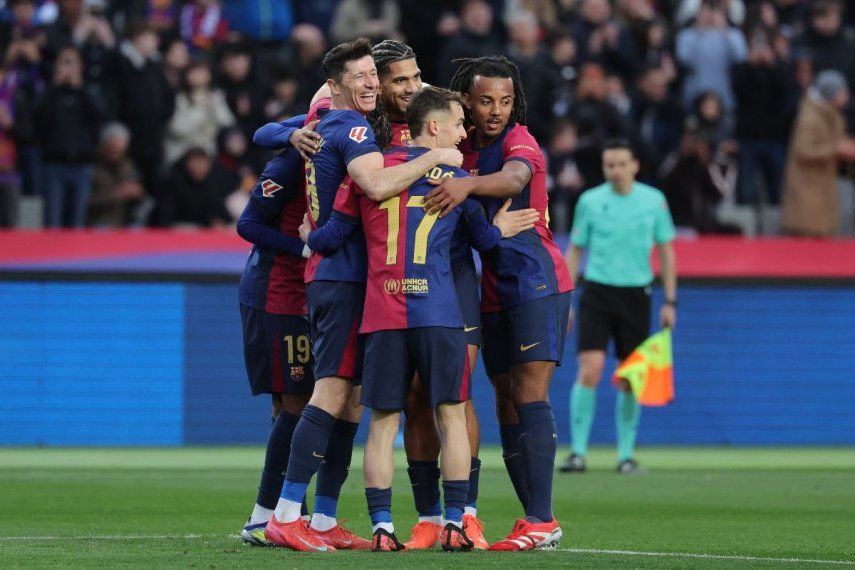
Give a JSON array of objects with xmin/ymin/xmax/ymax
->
[
  {"xmin": 240, "ymin": 304, "xmax": 315, "ymax": 396},
  {"xmin": 454, "ymin": 260, "xmax": 482, "ymax": 347},
  {"xmin": 361, "ymin": 327, "xmax": 470, "ymax": 411},
  {"xmin": 481, "ymin": 292, "xmax": 573, "ymax": 377},
  {"xmin": 306, "ymin": 281, "xmax": 365, "ymax": 385}
]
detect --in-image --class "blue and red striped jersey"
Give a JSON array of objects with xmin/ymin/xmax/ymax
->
[
  {"xmin": 358, "ymin": 147, "xmax": 501, "ymax": 333},
  {"xmin": 460, "ymin": 123, "xmax": 574, "ymax": 312},
  {"xmin": 238, "ymin": 148, "xmax": 308, "ymax": 315},
  {"xmin": 303, "ymin": 99, "xmax": 378, "ymax": 283}
]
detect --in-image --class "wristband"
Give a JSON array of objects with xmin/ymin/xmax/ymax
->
[{"xmin": 664, "ymin": 299, "xmax": 677, "ymax": 308}]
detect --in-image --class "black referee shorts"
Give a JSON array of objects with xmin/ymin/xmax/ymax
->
[{"xmin": 577, "ymin": 281, "xmax": 651, "ymax": 360}]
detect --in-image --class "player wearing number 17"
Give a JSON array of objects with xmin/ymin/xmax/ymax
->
[{"xmin": 265, "ymin": 39, "xmax": 463, "ymax": 552}]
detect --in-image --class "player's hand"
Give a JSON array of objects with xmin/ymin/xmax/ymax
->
[
  {"xmin": 298, "ymin": 212, "xmax": 311, "ymax": 243},
  {"xmin": 492, "ymin": 198, "xmax": 539, "ymax": 238},
  {"xmin": 660, "ymin": 304, "xmax": 676, "ymax": 329},
  {"xmin": 289, "ymin": 119, "xmax": 322, "ymax": 161},
  {"xmin": 429, "ymin": 147, "xmax": 463, "ymax": 169},
  {"xmin": 423, "ymin": 176, "xmax": 471, "ymax": 217}
]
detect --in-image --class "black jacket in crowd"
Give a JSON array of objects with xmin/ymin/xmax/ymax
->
[{"xmin": 34, "ymin": 84, "xmax": 106, "ymax": 164}]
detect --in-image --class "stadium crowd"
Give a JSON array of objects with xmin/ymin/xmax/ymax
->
[{"xmin": 0, "ymin": 0, "xmax": 853, "ymax": 237}]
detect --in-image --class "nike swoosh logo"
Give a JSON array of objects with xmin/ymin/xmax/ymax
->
[
  {"xmin": 312, "ymin": 452, "xmax": 324, "ymax": 458},
  {"xmin": 520, "ymin": 342, "xmax": 540, "ymax": 351},
  {"xmin": 464, "ymin": 326, "xmax": 479, "ymax": 332}
]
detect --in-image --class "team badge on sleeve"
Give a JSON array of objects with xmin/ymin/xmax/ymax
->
[
  {"xmin": 261, "ymin": 179, "xmax": 283, "ymax": 197},
  {"xmin": 349, "ymin": 126, "xmax": 368, "ymax": 143}
]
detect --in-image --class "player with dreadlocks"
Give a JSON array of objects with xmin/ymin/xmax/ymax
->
[{"xmin": 423, "ymin": 56, "xmax": 574, "ymax": 551}]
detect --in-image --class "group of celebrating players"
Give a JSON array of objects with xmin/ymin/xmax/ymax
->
[{"xmin": 236, "ymin": 36, "xmax": 574, "ymax": 553}]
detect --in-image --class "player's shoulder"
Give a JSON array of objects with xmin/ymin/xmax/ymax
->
[
  {"xmin": 633, "ymin": 182, "xmax": 668, "ymax": 204},
  {"xmin": 502, "ymin": 124, "xmax": 541, "ymax": 152},
  {"xmin": 322, "ymin": 110, "xmax": 372, "ymax": 142},
  {"xmin": 578, "ymin": 183, "xmax": 611, "ymax": 205}
]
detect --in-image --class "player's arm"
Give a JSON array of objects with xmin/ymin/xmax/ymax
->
[
  {"xmin": 565, "ymin": 246, "xmax": 583, "ymax": 284},
  {"xmin": 565, "ymin": 193, "xmax": 591, "ymax": 283},
  {"xmin": 236, "ymin": 195, "xmax": 307, "ymax": 258},
  {"xmin": 423, "ymin": 160, "xmax": 531, "ymax": 216},
  {"xmin": 462, "ymin": 198, "xmax": 539, "ymax": 251},
  {"xmin": 657, "ymin": 241, "xmax": 677, "ymax": 329},
  {"xmin": 303, "ymin": 212, "xmax": 359, "ymax": 255},
  {"xmin": 253, "ymin": 114, "xmax": 322, "ymax": 160},
  {"xmin": 347, "ymin": 147, "xmax": 463, "ymax": 202}
]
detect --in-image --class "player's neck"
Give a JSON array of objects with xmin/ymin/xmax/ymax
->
[
  {"xmin": 330, "ymin": 95, "xmax": 363, "ymax": 114},
  {"xmin": 610, "ymin": 180, "xmax": 634, "ymax": 195},
  {"xmin": 473, "ymin": 129, "xmax": 500, "ymax": 148},
  {"xmin": 412, "ymin": 136, "xmax": 436, "ymax": 149}
]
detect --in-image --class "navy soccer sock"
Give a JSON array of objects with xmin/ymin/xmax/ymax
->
[
  {"xmin": 255, "ymin": 410, "xmax": 300, "ymax": 510},
  {"xmin": 281, "ymin": 405, "xmax": 336, "ymax": 494},
  {"xmin": 313, "ymin": 419, "xmax": 359, "ymax": 519},
  {"xmin": 466, "ymin": 457, "xmax": 481, "ymax": 511},
  {"xmin": 365, "ymin": 487, "xmax": 393, "ymax": 531},
  {"xmin": 499, "ymin": 423, "xmax": 529, "ymax": 510},
  {"xmin": 517, "ymin": 401, "xmax": 557, "ymax": 523},
  {"xmin": 406, "ymin": 460, "xmax": 442, "ymax": 518},
  {"xmin": 442, "ymin": 480, "xmax": 469, "ymax": 527}
]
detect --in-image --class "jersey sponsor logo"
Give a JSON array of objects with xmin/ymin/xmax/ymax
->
[
  {"xmin": 509, "ymin": 144, "xmax": 538, "ymax": 154},
  {"xmin": 520, "ymin": 342, "xmax": 541, "ymax": 352},
  {"xmin": 384, "ymin": 278, "xmax": 429, "ymax": 295},
  {"xmin": 349, "ymin": 126, "xmax": 368, "ymax": 143},
  {"xmin": 261, "ymin": 179, "xmax": 283, "ymax": 197}
]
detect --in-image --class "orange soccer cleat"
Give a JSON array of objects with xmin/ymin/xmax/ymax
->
[
  {"xmin": 372, "ymin": 527, "xmax": 406, "ymax": 551},
  {"xmin": 488, "ymin": 518, "xmax": 562, "ymax": 551},
  {"xmin": 403, "ymin": 521, "xmax": 443, "ymax": 550},
  {"xmin": 310, "ymin": 521, "xmax": 372, "ymax": 550},
  {"xmin": 264, "ymin": 516, "xmax": 334, "ymax": 552},
  {"xmin": 462, "ymin": 514, "xmax": 489, "ymax": 550},
  {"xmin": 440, "ymin": 523, "xmax": 474, "ymax": 552}
]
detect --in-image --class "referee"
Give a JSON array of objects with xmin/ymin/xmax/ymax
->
[{"xmin": 559, "ymin": 138, "xmax": 677, "ymax": 475}]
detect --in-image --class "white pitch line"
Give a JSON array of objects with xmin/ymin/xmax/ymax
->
[
  {"xmin": 555, "ymin": 548, "xmax": 855, "ymax": 566},
  {"xmin": 0, "ymin": 534, "xmax": 210, "ymax": 541}
]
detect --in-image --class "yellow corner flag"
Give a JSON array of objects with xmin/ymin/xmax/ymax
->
[{"xmin": 612, "ymin": 329, "xmax": 674, "ymax": 406}]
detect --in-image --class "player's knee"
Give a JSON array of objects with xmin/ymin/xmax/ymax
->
[
  {"xmin": 308, "ymin": 377, "xmax": 351, "ymax": 417},
  {"xmin": 577, "ymin": 363, "xmax": 604, "ymax": 388},
  {"xmin": 435, "ymin": 401, "xmax": 466, "ymax": 433},
  {"xmin": 511, "ymin": 381, "xmax": 549, "ymax": 406}
]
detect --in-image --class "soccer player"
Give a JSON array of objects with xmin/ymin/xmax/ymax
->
[
  {"xmin": 559, "ymin": 138, "xmax": 677, "ymax": 475},
  {"xmin": 235, "ymin": 117, "xmax": 332, "ymax": 546},
  {"xmin": 423, "ymin": 56, "xmax": 574, "ymax": 550},
  {"xmin": 304, "ymin": 86, "xmax": 538, "ymax": 551},
  {"xmin": 264, "ymin": 38, "xmax": 461, "ymax": 552}
]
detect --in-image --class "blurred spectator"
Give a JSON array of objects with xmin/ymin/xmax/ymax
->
[
  {"xmin": 397, "ymin": 0, "xmax": 457, "ymax": 82},
  {"xmin": 222, "ymin": 0, "xmax": 293, "ymax": 43},
  {"xmin": 115, "ymin": 20, "xmax": 173, "ymax": 203},
  {"xmin": 615, "ymin": 0, "xmax": 656, "ymax": 51},
  {"xmin": 569, "ymin": 0, "xmax": 639, "ymax": 80},
  {"xmin": 438, "ymin": 0, "xmax": 502, "ymax": 85},
  {"xmin": 0, "ymin": 61, "xmax": 19, "ymax": 227},
  {"xmin": 88, "ymin": 121, "xmax": 144, "ymax": 227},
  {"xmin": 632, "ymin": 65, "xmax": 682, "ymax": 183},
  {"xmin": 506, "ymin": 0, "xmax": 562, "ymax": 36},
  {"xmin": 165, "ymin": 60, "xmax": 234, "ymax": 167},
  {"xmin": 216, "ymin": 125, "xmax": 257, "ymax": 219},
  {"xmin": 640, "ymin": 18, "xmax": 677, "ymax": 81},
  {"xmin": 157, "ymin": 146, "xmax": 231, "ymax": 227},
  {"xmin": 179, "ymin": 0, "xmax": 229, "ymax": 54},
  {"xmin": 288, "ymin": 23, "xmax": 326, "ymax": 111},
  {"xmin": 217, "ymin": 41, "xmax": 266, "ymax": 143},
  {"xmin": 568, "ymin": 63, "xmax": 629, "ymax": 187},
  {"xmin": 263, "ymin": 66, "xmax": 298, "ymax": 120},
  {"xmin": 505, "ymin": 10, "xmax": 558, "ymax": 140},
  {"xmin": 293, "ymin": 0, "xmax": 340, "ymax": 37},
  {"xmin": 781, "ymin": 70, "xmax": 855, "ymax": 238},
  {"xmin": 743, "ymin": 0, "xmax": 791, "ymax": 62},
  {"xmin": 770, "ymin": 0, "xmax": 807, "ymax": 35},
  {"xmin": 675, "ymin": 0, "xmax": 745, "ymax": 28},
  {"xmin": 546, "ymin": 119, "xmax": 585, "ymax": 233},
  {"xmin": 35, "ymin": 45, "xmax": 106, "ymax": 228},
  {"xmin": 686, "ymin": 91, "xmax": 733, "ymax": 148},
  {"xmin": 732, "ymin": 29, "xmax": 790, "ymax": 205},
  {"xmin": 546, "ymin": 32, "xmax": 578, "ymax": 118},
  {"xmin": 329, "ymin": 0, "xmax": 400, "ymax": 45},
  {"xmin": 676, "ymin": 0, "xmax": 747, "ymax": 112},
  {"xmin": 161, "ymin": 35, "xmax": 189, "ymax": 89},
  {"xmin": 792, "ymin": 0, "xmax": 854, "ymax": 80}
]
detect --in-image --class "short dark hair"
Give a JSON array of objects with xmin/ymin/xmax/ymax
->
[
  {"xmin": 322, "ymin": 37, "xmax": 373, "ymax": 83},
  {"xmin": 602, "ymin": 138, "xmax": 636, "ymax": 158},
  {"xmin": 372, "ymin": 39, "xmax": 416, "ymax": 78},
  {"xmin": 124, "ymin": 19, "xmax": 155, "ymax": 41},
  {"xmin": 406, "ymin": 86, "xmax": 464, "ymax": 138}
]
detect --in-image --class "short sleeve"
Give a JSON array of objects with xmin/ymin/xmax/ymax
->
[
  {"xmin": 332, "ymin": 176, "xmax": 361, "ymax": 223},
  {"xmin": 571, "ymin": 196, "xmax": 591, "ymax": 247},
  {"xmin": 653, "ymin": 194, "xmax": 676, "ymax": 244},
  {"xmin": 502, "ymin": 125, "xmax": 543, "ymax": 174},
  {"xmin": 338, "ymin": 114, "xmax": 381, "ymax": 165}
]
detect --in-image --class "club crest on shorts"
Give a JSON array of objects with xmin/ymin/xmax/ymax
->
[
  {"xmin": 261, "ymin": 179, "xmax": 283, "ymax": 197},
  {"xmin": 349, "ymin": 126, "xmax": 368, "ymax": 143},
  {"xmin": 290, "ymin": 365, "xmax": 305, "ymax": 381}
]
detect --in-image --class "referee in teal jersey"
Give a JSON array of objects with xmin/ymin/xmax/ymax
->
[{"xmin": 559, "ymin": 138, "xmax": 677, "ymax": 475}]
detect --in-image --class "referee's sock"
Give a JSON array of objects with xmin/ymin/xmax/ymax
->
[
  {"xmin": 571, "ymin": 383, "xmax": 597, "ymax": 456},
  {"xmin": 275, "ymin": 405, "xmax": 336, "ymax": 523},
  {"xmin": 311, "ymin": 419, "xmax": 359, "ymax": 531},
  {"xmin": 499, "ymin": 423, "xmax": 529, "ymax": 510},
  {"xmin": 251, "ymin": 410, "xmax": 300, "ymax": 524},
  {"xmin": 517, "ymin": 401, "xmax": 557, "ymax": 523},
  {"xmin": 406, "ymin": 460, "xmax": 443, "ymax": 523},
  {"xmin": 616, "ymin": 390, "xmax": 641, "ymax": 462}
]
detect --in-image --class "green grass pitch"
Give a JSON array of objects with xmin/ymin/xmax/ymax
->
[{"xmin": 1, "ymin": 447, "xmax": 854, "ymax": 568}]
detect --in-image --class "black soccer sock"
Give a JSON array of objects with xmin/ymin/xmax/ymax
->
[
  {"xmin": 406, "ymin": 460, "xmax": 442, "ymax": 517},
  {"xmin": 466, "ymin": 456, "xmax": 481, "ymax": 510},
  {"xmin": 314, "ymin": 419, "xmax": 359, "ymax": 518},
  {"xmin": 256, "ymin": 410, "xmax": 300, "ymax": 510},
  {"xmin": 499, "ymin": 423, "xmax": 529, "ymax": 510},
  {"xmin": 517, "ymin": 401, "xmax": 557, "ymax": 523}
]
